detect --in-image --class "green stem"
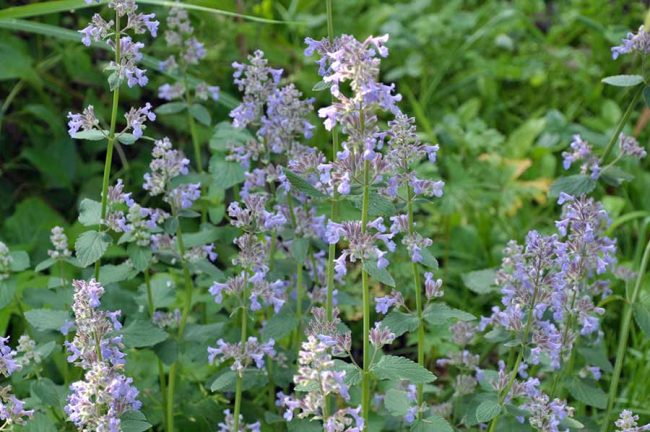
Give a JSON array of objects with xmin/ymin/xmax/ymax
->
[
  {"xmin": 600, "ymin": 85, "xmax": 642, "ymax": 164},
  {"xmin": 286, "ymin": 195, "xmax": 305, "ymax": 348},
  {"xmin": 361, "ymin": 158, "xmax": 371, "ymax": 429},
  {"xmin": 601, "ymin": 237, "xmax": 650, "ymax": 432},
  {"xmin": 233, "ymin": 278, "xmax": 249, "ymax": 432},
  {"xmin": 549, "ymin": 289, "xmax": 578, "ymax": 398},
  {"xmin": 166, "ymin": 209, "xmax": 195, "ymax": 432},
  {"xmin": 406, "ymin": 185, "xmax": 425, "ymax": 415},
  {"xmin": 94, "ymin": 13, "xmax": 121, "ymax": 280},
  {"xmin": 145, "ymin": 269, "xmax": 168, "ymax": 431}
]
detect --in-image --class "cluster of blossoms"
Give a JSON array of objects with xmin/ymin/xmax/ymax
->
[
  {"xmin": 68, "ymin": 1, "xmax": 158, "ymax": 140},
  {"xmin": 208, "ymin": 337, "xmax": 276, "ymax": 375},
  {"xmin": 615, "ymin": 410, "xmax": 650, "ymax": 432},
  {"xmin": 277, "ymin": 336, "xmax": 364, "ymax": 431},
  {"xmin": 481, "ymin": 193, "xmax": 616, "ymax": 370},
  {"xmin": 217, "ymin": 409, "xmax": 261, "ymax": 432},
  {"xmin": 612, "ymin": 25, "xmax": 650, "ymax": 59},
  {"xmin": 0, "ymin": 242, "xmax": 12, "ymax": 280},
  {"xmin": 0, "ymin": 337, "xmax": 34, "ymax": 426},
  {"xmin": 47, "ymin": 226, "xmax": 72, "ymax": 259},
  {"xmin": 158, "ymin": 7, "xmax": 220, "ymax": 103},
  {"xmin": 64, "ymin": 279, "xmax": 142, "ymax": 431}
]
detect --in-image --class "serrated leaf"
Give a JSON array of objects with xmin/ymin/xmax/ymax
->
[
  {"xmin": 382, "ymin": 310, "xmax": 419, "ymax": 337},
  {"xmin": 549, "ymin": 175, "xmax": 596, "ymax": 198},
  {"xmin": 127, "ymin": 244, "xmax": 152, "ymax": 272},
  {"xmin": 24, "ymin": 309, "xmax": 69, "ymax": 332},
  {"xmin": 363, "ymin": 260, "xmax": 395, "ymax": 287},
  {"xmin": 122, "ymin": 320, "xmax": 169, "ymax": 348},
  {"xmin": 333, "ymin": 360, "xmax": 362, "ymax": 386},
  {"xmin": 633, "ymin": 303, "xmax": 650, "ymax": 337},
  {"xmin": 155, "ymin": 101, "xmax": 187, "ymax": 115},
  {"xmin": 190, "ymin": 103, "xmax": 211, "ymax": 126},
  {"xmin": 290, "ymin": 237, "xmax": 309, "ymax": 263},
  {"xmin": 349, "ymin": 191, "xmax": 396, "ymax": 217},
  {"xmin": 601, "ymin": 74, "xmax": 644, "ymax": 87},
  {"xmin": 75, "ymin": 230, "xmax": 111, "ymax": 267},
  {"xmin": 72, "ymin": 130, "xmax": 107, "ymax": 140},
  {"xmin": 209, "ymin": 121, "xmax": 253, "ymax": 152},
  {"xmin": 411, "ymin": 415, "xmax": 453, "ymax": 432},
  {"xmin": 262, "ymin": 309, "xmax": 298, "ymax": 341},
  {"xmin": 565, "ymin": 377, "xmax": 607, "ymax": 409},
  {"xmin": 600, "ymin": 166, "xmax": 634, "ymax": 187},
  {"xmin": 372, "ymin": 355, "xmax": 436, "ymax": 384},
  {"xmin": 462, "ymin": 269, "xmax": 498, "ymax": 294},
  {"xmin": 99, "ymin": 262, "xmax": 135, "ymax": 285},
  {"xmin": 9, "ymin": 251, "xmax": 30, "ymax": 271},
  {"xmin": 285, "ymin": 170, "xmax": 326, "ymax": 199},
  {"xmin": 385, "ymin": 389, "xmax": 411, "ymax": 416},
  {"xmin": 31, "ymin": 378, "xmax": 60, "ymax": 408},
  {"xmin": 476, "ymin": 399, "xmax": 501, "ymax": 422},
  {"xmin": 419, "ymin": 248, "xmax": 439, "ymax": 270},
  {"xmin": 120, "ymin": 411, "xmax": 152, "ymax": 432},
  {"xmin": 210, "ymin": 159, "xmax": 246, "ymax": 189},
  {"xmin": 78, "ymin": 199, "xmax": 101, "ymax": 226},
  {"xmin": 423, "ymin": 302, "xmax": 476, "ymax": 325}
]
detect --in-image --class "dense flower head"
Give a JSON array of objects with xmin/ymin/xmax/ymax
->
[
  {"xmin": 562, "ymin": 134, "xmax": 600, "ymax": 179},
  {"xmin": 389, "ymin": 214, "xmax": 434, "ymax": 262},
  {"xmin": 0, "ymin": 337, "xmax": 19, "ymax": 377},
  {"xmin": 0, "ymin": 242, "xmax": 12, "ymax": 281},
  {"xmin": 124, "ymin": 102, "xmax": 156, "ymax": 138},
  {"xmin": 67, "ymin": 105, "xmax": 100, "ymax": 137},
  {"xmin": 612, "ymin": 25, "xmax": 650, "ymax": 59},
  {"xmin": 143, "ymin": 137, "xmax": 190, "ymax": 195},
  {"xmin": 153, "ymin": 309, "xmax": 181, "ymax": 329},
  {"xmin": 369, "ymin": 322, "xmax": 396, "ymax": 347},
  {"xmin": 0, "ymin": 384, "xmax": 34, "ymax": 426},
  {"xmin": 207, "ymin": 337, "xmax": 276, "ymax": 375},
  {"xmin": 619, "ymin": 133, "xmax": 647, "ymax": 159},
  {"xmin": 217, "ymin": 409, "xmax": 261, "ymax": 432},
  {"xmin": 48, "ymin": 226, "xmax": 72, "ymax": 259},
  {"xmin": 227, "ymin": 194, "xmax": 287, "ymax": 232},
  {"xmin": 615, "ymin": 409, "xmax": 650, "ymax": 432}
]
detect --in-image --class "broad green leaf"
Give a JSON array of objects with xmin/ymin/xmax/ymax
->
[
  {"xmin": 155, "ymin": 102, "xmax": 187, "ymax": 115},
  {"xmin": 122, "ymin": 320, "xmax": 169, "ymax": 348},
  {"xmin": 290, "ymin": 238, "xmax": 309, "ymax": 263},
  {"xmin": 78, "ymin": 198, "xmax": 101, "ymax": 226},
  {"xmin": 633, "ymin": 303, "xmax": 650, "ymax": 337},
  {"xmin": 372, "ymin": 355, "xmax": 436, "ymax": 384},
  {"xmin": 72, "ymin": 130, "xmax": 107, "ymax": 141},
  {"xmin": 601, "ymin": 74, "xmax": 644, "ymax": 87},
  {"xmin": 577, "ymin": 346, "xmax": 613, "ymax": 373},
  {"xmin": 287, "ymin": 419, "xmax": 322, "ymax": 432},
  {"xmin": 565, "ymin": 377, "xmax": 607, "ymax": 409},
  {"xmin": 333, "ymin": 360, "xmax": 362, "ymax": 386},
  {"xmin": 9, "ymin": 251, "xmax": 30, "ymax": 272},
  {"xmin": 22, "ymin": 412, "xmax": 57, "ymax": 432},
  {"xmin": 210, "ymin": 159, "xmax": 246, "ymax": 190},
  {"xmin": 31, "ymin": 378, "xmax": 61, "ymax": 408},
  {"xmin": 600, "ymin": 166, "xmax": 634, "ymax": 187},
  {"xmin": 285, "ymin": 170, "xmax": 326, "ymax": 199},
  {"xmin": 382, "ymin": 310, "xmax": 419, "ymax": 337},
  {"xmin": 209, "ymin": 121, "xmax": 253, "ymax": 152},
  {"xmin": 350, "ymin": 191, "xmax": 396, "ymax": 217},
  {"xmin": 34, "ymin": 258, "xmax": 55, "ymax": 273},
  {"xmin": 24, "ymin": 309, "xmax": 69, "ymax": 332},
  {"xmin": 0, "ymin": 281, "xmax": 16, "ymax": 309},
  {"xmin": 363, "ymin": 260, "xmax": 395, "ymax": 287},
  {"xmin": 75, "ymin": 230, "xmax": 111, "ymax": 267},
  {"xmin": 210, "ymin": 369, "xmax": 268, "ymax": 392},
  {"xmin": 127, "ymin": 244, "xmax": 152, "ymax": 272},
  {"xmin": 419, "ymin": 248, "xmax": 439, "ymax": 270},
  {"xmin": 560, "ymin": 417, "xmax": 585, "ymax": 429},
  {"xmin": 189, "ymin": 103, "xmax": 211, "ymax": 126},
  {"xmin": 549, "ymin": 175, "xmax": 596, "ymax": 198},
  {"xmin": 154, "ymin": 339, "xmax": 178, "ymax": 365},
  {"xmin": 117, "ymin": 133, "xmax": 137, "ymax": 145},
  {"xmin": 462, "ymin": 269, "xmax": 498, "ymax": 294},
  {"xmin": 384, "ymin": 389, "xmax": 410, "ymax": 416},
  {"xmin": 410, "ymin": 415, "xmax": 453, "ymax": 432},
  {"xmin": 423, "ymin": 302, "xmax": 476, "ymax": 325},
  {"xmin": 120, "ymin": 411, "xmax": 152, "ymax": 432},
  {"xmin": 505, "ymin": 118, "xmax": 545, "ymax": 157},
  {"xmin": 99, "ymin": 262, "xmax": 135, "ymax": 285},
  {"xmin": 262, "ymin": 310, "xmax": 298, "ymax": 341},
  {"xmin": 476, "ymin": 399, "xmax": 501, "ymax": 422},
  {"xmin": 182, "ymin": 226, "xmax": 220, "ymax": 248}
]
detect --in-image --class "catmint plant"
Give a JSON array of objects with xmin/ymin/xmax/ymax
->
[{"xmin": 0, "ymin": 336, "xmax": 34, "ymax": 427}]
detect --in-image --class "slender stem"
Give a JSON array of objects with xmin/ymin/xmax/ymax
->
[
  {"xmin": 325, "ymin": 0, "xmax": 339, "ymax": 323},
  {"xmin": 360, "ymin": 158, "xmax": 371, "ymax": 429},
  {"xmin": 286, "ymin": 195, "xmax": 305, "ymax": 348},
  {"xmin": 166, "ymin": 208, "xmax": 195, "ymax": 432},
  {"xmin": 94, "ymin": 13, "xmax": 121, "ymax": 280},
  {"xmin": 406, "ymin": 185, "xmax": 425, "ymax": 414},
  {"xmin": 600, "ymin": 85, "xmax": 642, "ymax": 164},
  {"xmin": 601, "ymin": 237, "xmax": 650, "ymax": 432},
  {"xmin": 233, "ymin": 278, "xmax": 249, "ymax": 432},
  {"xmin": 145, "ymin": 269, "xmax": 168, "ymax": 431},
  {"xmin": 549, "ymin": 289, "xmax": 578, "ymax": 398}
]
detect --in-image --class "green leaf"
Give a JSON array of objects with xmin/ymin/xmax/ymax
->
[
  {"xmin": 476, "ymin": 399, "xmax": 501, "ymax": 422},
  {"xmin": 120, "ymin": 411, "xmax": 152, "ymax": 432},
  {"xmin": 31, "ymin": 378, "xmax": 61, "ymax": 408},
  {"xmin": 117, "ymin": 133, "xmax": 137, "ymax": 145},
  {"xmin": 122, "ymin": 320, "xmax": 169, "ymax": 348},
  {"xmin": 290, "ymin": 238, "xmax": 309, "ymax": 263},
  {"xmin": 505, "ymin": 118, "xmax": 545, "ymax": 157},
  {"xmin": 22, "ymin": 412, "xmax": 57, "ymax": 432},
  {"xmin": 382, "ymin": 310, "xmax": 419, "ymax": 337},
  {"xmin": 312, "ymin": 81, "xmax": 332, "ymax": 92},
  {"xmin": 209, "ymin": 121, "xmax": 253, "ymax": 152},
  {"xmin": 462, "ymin": 269, "xmax": 498, "ymax": 294},
  {"xmin": 333, "ymin": 360, "xmax": 362, "ymax": 386},
  {"xmin": 155, "ymin": 101, "xmax": 187, "ymax": 115},
  {"xmin": 210, "ymin": 159, "xmax": 246, "ymax": 189},
  {"xmin": 287, "ymin": 419, "xmax": 322, "ymax": 432},
  {"xmin": 72, "ymin": 130, "xmax": 107, "ymax": 141},
  {"xmin": 577, "ymin": 346, "xmax": 613, "ymax": 373},
  {"xmin": 410, "ymin": 415, "xmax": 453, "ymax": 432},
  {"xmin": 182, "ymin": 226, "xmax": 220, "ymax": 248},
  {"xmin": 78, "ymin": 199, "xmax": 101, "ymax": 226},
  {"xmin": 633, "ymin": 303, "xmax": 650, "ymax": 337},
  {"xmin": 127, "ymin": 244, "xmax": 152, "ymax": 272},
  {"xmin": 9, "ymin": 251, "xmax": 30, "ymax": 271},
  {"xmin": 350, "ymin": 191, "xmax": 396, "ymax": 217},
  {"xmin": 372, "ymin": 355, "xmax": 436, "ymax": 384},
  {"xmin": 560, "ymin": 416, "xmax": 585, "ymax": 429},
  {"xmin": 419, "ymin": 248, "xmax": 439, "ymax": 270},
  {"xmin": 600, "ymin": 166, "xmax": 634, "ymax": 187},
  {"xmin": 285, "ymin": 170, "xmax": 326, "ymax": 199},
  {"xmin": 75, "ymin": 230, "xmax": 111, "ymax": 267},
  {"xmin": 565, "ymin": 377, "xmax": 607, "ymax": 409},
  {"xmin": 99, "ymin": 262, "xmax": 135, "ymax": 285},
  {"xmin": 601, "ymin": 74, "xmax": 644, "ymax": 87},
  {"xmin": 549, "ymin": 175, "xmax": 597, "ymax": 198},
  {"xmin": 24, "ymin": 309, "xmax": 69, "ymax": 332},
  {"xmin": 363, "ymin": 260, "xmax": 395, "ymax": 287},
  {"xmin": 262, "ymin": 309, "xmax": 298, "ymax": 341},
  {"xmin": 0, "ymin": 281, "xmax": 16, "ymax": 309},
  {"xmin": 384, "ymin": 389, "xmax": 411, "ymax": 416},
  {"xmin": 189, "ymin": 103, "xmax": 211, "ymax": 126},
  {"xmin": 423, "ymin": 302, "xmax": 476, "ymax": 325},
  {"xmin": 34, "ymin": 258, "xmax": 56, "ymax": 272},
  {"xmin": 210, "ymin": 369, "xmax": 268, "ymax": 392},
  {"xmin": 154, "ymin": 339, "xmax": 178, "ymax": 365}
]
